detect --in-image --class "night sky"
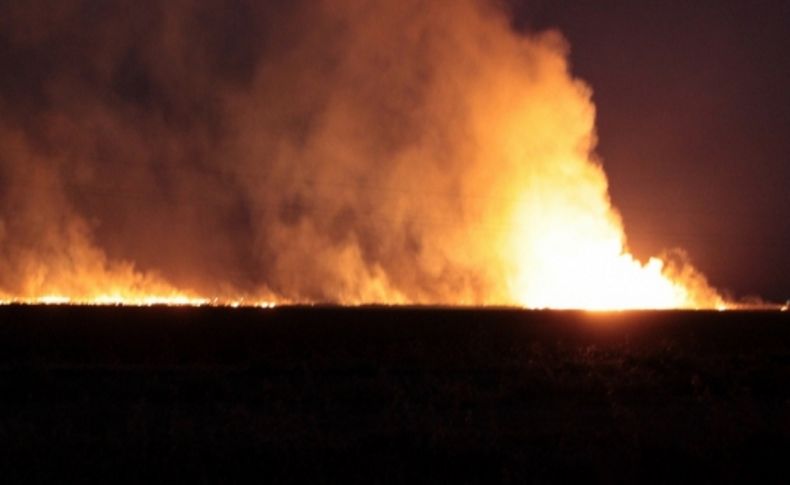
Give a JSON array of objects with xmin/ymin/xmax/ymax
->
[
  {"xmin": 0, "ymin": 0, "xmax": 787, "ymax": 303},
  {"xmin": 514, "ymin": 0, "xmax": 790, "ymax": 301}
]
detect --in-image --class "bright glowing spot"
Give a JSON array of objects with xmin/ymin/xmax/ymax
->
[
  {"xmin": 500, "ymin": 173, "xmax": 725, "ymax": 310},
  {"xmin": 37, "ymin": 295, "xmax": 72, "ymax": 305}
]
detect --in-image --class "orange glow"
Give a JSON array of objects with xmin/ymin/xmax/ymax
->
[
  {"xmin": 503, "ymin": 179, "xmax": 726, "ymax": 310},
  {"xmin": 0, "ymin": 0, "xmax": 747, "ymax": 310},
  {"xmin": 0, "ymin": 293, "xmax": 277, "ymax": 308}
]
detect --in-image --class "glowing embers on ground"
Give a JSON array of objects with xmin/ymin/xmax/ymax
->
[{"xmin": 0, "ymin": 294, "xmax": 277, "ymax": 308}]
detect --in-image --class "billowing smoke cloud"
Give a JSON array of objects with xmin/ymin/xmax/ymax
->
[{"xmin": 0, "ymin": 0, "xmax": 722, "ymax": 307}]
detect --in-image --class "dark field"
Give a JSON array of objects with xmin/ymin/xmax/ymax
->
[{"xmin": 1, "ymin": 306, "xmax": 789, "ymax": 483}]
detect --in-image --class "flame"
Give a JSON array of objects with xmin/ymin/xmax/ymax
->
[
  {"xmin": 0, "ymin": 294, "xmax": 277, "ymax": 308},
  {"xmin": 503, "ymin": 183, "xmax": 726, "ymax": 310},
  {"xmin": 0, "ymin": 0, "xmax": 754, "ymax": 311},
  {"xmin": 453, "ymin": 25, "xmax": 727, "ymax": 311}
]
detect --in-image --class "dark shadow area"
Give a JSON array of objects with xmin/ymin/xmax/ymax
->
[{"xmin": 1, "ymin": 306, "xmax": 789, "ymax": 483}]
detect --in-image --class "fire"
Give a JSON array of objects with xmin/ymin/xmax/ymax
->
[
  {"xmin": 503, "ymin": 179, "xmax": 726, "ymax": 310},
  {"xmin": 454, "ymin": 24, "xmax": 727, "ymax": 311},
  {"xmin": 508, "ymin": 226, "xmax": 723, "ymax": 310},
  {"xmin": 0, "ymin": 293, "xmax": 277, "ymax": 308},
  {"xmin": 0, "ymin": 0, "xmax": 750, "ymax": 311}
]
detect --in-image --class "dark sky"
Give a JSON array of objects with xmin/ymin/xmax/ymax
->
[{"xmin": 513, "ymin": 0, "xmax": 790, "ymax": 301}]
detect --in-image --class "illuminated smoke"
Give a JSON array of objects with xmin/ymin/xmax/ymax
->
[{"xmin": 0, "ymin": 0, "xmax": 724, "ymax": 308}]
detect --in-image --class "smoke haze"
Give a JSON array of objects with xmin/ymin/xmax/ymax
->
[{"xmin": 0, "ymin": 0, "xmax": 722, "ymax": 307}]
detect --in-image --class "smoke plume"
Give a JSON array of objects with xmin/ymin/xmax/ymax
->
[{"xmin": 0, "ymin": 0, "xmax": 723, "ymax": 307}]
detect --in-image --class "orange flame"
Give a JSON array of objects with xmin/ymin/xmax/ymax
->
[{"xmin": 0, "ymin": 0, "xmax": 742, "ymax": 310}]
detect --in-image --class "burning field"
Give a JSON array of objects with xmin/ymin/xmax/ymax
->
[
  {"xmin": 1, "ymin": 1, "xmax": 788, "ymax": 481},
  {"xmin": 0, "ymin": 0, "xmax": 748, "ymax": 310}
]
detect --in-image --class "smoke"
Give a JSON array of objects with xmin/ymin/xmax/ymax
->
[{"xmin": 0, "ymin": 0, "xmax": 722, "ymax": 307}]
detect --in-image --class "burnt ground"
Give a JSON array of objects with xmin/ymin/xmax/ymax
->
[{"xmin": 0, "ymin": 306, "xmax": 789, "ymax": 483}]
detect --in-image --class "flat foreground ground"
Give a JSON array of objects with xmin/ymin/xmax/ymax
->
[{"xmin": 1, "ymin": 306, "xmax": 789, "ymax": 483}]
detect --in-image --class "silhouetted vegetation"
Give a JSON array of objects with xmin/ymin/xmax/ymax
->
[{"xmin": 1, "ymin": 307, "xmax": 788, "ymax": 483}]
